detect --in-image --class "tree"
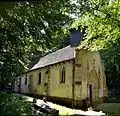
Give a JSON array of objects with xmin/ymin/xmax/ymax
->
[
  {"xmin": 0, "ymin": 1, "xmax": 75, "ymax": 89},
  {"xmin": 73, "ymin": 0, "xmax": 120, "ymax": 97},
  {"xmin": 0, "ymin": 92, "xmax": 33, "ymax": 115}
]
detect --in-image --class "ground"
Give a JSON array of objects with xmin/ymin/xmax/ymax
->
[
  {"xmin": 95, "ymin": 103, "xmax": 120, "ymax": 115},
  {"xmin": 16, "ymin": 94, "xmax": 105, "ymax": 115}
]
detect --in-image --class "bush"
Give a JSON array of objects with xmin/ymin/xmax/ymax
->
[{"xmin": 0, "ymin": 92, "xmax": 33, "ymax": 115}]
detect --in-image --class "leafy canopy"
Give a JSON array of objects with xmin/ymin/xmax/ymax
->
[
  {"xmin": 72, "ymin": 0, "xmax": 120, "ymax": 51},
  {"xmin": 0, "ymin": 92, "xmax": 33, "ymax": 115},
  {"xmin": 73, "ymin": 0, "xmax": 120, "ymax": 95},
  {"xmin": 0, "ymin": 1, "xmax": 75, "ymax": 88}
]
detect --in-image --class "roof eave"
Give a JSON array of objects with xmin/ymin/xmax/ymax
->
[{"xmin": 27, "ymin": 58, "xmax": 75, "ymax": 73}]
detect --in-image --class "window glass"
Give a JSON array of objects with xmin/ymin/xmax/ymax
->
[{"xmin": 60, "ymin": 67, "xmax": 65, "ymax": 83}]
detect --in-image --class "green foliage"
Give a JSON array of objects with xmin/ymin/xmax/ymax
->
[
  {"xmin": 95, "ymin": 103, "xmax": 120, "ymax": 116},
  {"xmin": 73, "ymin": 0, "xmax": 120, "ymax": 51},
  {"xmin": 0, "ymin": 92, "xmax": 33, "ymax": 115},
  {"xmin": 73, "ymin": 0, "xmax": 120, "ymax": 96},
  {"xmin": 0, "ymin": 1, "xmax": 75, "ymax": 89}
]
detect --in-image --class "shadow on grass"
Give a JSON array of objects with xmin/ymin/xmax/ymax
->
[{"xmin": 94, "ymin": 103, "xmax": 120, "ymax": 116}]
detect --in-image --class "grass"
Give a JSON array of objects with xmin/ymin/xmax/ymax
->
[
  {"xmin": 95, "ymin": 103, "xmax": 120, "ymax": 116},
  {"xmin": 0, "ymin": 92, "xmax": 33, "ymax": 116}
]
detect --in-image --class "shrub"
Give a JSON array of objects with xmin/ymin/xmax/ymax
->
[{"xmin": 0, "ymin": 92, "xmax": 33, "ymax": 115}]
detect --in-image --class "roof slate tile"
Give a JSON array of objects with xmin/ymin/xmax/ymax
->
[{"xmin": 30, "ymin": 45, "xmax": 75, "ymax": 70}]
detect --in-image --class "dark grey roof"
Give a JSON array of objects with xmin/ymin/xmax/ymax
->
[{"xmin": 30, "ymin": 45, "xmax": 75, "ymax": 70}]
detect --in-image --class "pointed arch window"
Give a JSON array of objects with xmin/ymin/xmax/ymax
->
[{"xmin": 60, "ymin": 67, "xmax": 65, "ymax": 83}]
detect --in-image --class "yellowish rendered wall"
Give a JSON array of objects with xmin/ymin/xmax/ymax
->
[
  {"xmin": 50, "ymin": 61, "xmax": 73, "ymax": 98},
  {"xmin": 74, "ymin": 49, "xmax": 87, "ymax": 100},
  {"xmin": 74, "ymin": 49, "xmax": 107, "ymax": 101},
  {"xmin": 14, "ymin": 48, "xmax": 107, "ymax": 103},
  {"xmin": 29, "ymin": 60, "xmax": 73, "ymax": 99}
]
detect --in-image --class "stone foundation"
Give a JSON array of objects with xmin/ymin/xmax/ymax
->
[{"xmin": 24, "ymin": 93, "xmax": 106, "ymax": 109}]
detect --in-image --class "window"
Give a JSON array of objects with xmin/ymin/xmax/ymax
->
[
  {"xmin": 18, "ymin": 77, "xmax": 21, "ymax": 87},
  {"xmin": 25, "ymin": 78, "xmax": 27, "ymax": 85},
  {"xmin": 38, "ymin": 72, "xmax": 41, "ymax": 84},
  {"xmin": 60, "ymin": 67, "xmax": 65, "ymax": 83}
]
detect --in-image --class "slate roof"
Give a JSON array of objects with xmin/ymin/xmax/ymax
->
[{"xmin": 30, "ymin": 45, "xmax": 76, "ymax": 70}]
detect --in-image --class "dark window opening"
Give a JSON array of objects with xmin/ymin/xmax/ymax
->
[
  {"xmin": 38, "ymin": 72, "xmax": 41, "ymax": 84},
  {"xmin": 25, "ymin": 78, "xmax": 27, "ymax": 85},
  {"xmin": 60, "ymin": 68, "xmax": 65, "ymax": 83},
  {"xmin": 75, "ymin": 81, "xmax": 82, "ymax": 85},
  {"xmin": 18, "ymin": 77, "xmax": 21, "ymax": 87}
]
